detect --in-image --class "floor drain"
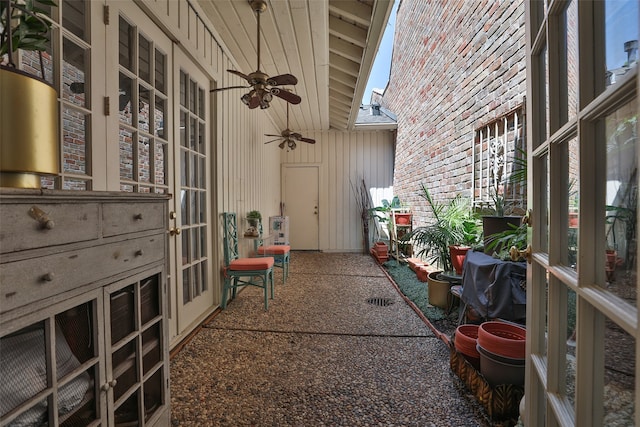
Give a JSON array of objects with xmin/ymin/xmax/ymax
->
[{"xmin": 366, "ymin": 297, "xmax": 394, "ymax": 307}]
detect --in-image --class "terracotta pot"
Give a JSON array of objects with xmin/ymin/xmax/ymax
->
[
  {"xmin": 455, "ymin": 324, "xmax": 480, "ymax": 370},
  {"xmin": 449, "ymin": 245, "xmax": 470, "ymax": 275},
  {"xmin": 569, "ymin": 212, "xmax": 579, "ymax": 228},
  {"xmin": 477, "ymin": 321, "xmax": 526, "ymax": 359},
  {"xmin": 394, "ymin": 213, "xmax": 412, "ymax": 225}
]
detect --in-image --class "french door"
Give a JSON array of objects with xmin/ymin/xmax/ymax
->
[
  {"xmin": 169, "ymin": 50, "xmax": 214, "ymax": 339},
  {"xmin": 525, "ymin": 1, "xmax": 638, "ymax": 425},
  {"xmin": 113, "ymin": 2, "xmax": 214, "ymax": 343}
]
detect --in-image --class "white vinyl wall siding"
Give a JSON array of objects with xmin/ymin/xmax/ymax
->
[{"xmin": 282, "ymin": 130, "xmax": 395, "ymax": 252}]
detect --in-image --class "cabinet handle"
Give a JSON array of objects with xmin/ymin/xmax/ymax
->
[
  {"xmin": 41, "ymin": 272, "xmax": 54, "ymax": 282},
  {"xmin": 100, "ymin": 380, "xmax": 117, "ymax": 391},
  {"xmin": 134, "ymin": 213, "xmax": 143, "ymax": 220},
  {"xmin": 135, "ymin": 249, "xmax": 144, "ymax": 257},
  {"xmin": 28, "ymin": 206, "xmax": 55, "ymax": 230}
]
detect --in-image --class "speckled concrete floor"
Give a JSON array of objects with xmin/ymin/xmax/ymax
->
[{"xmin": 170, "ymin": 252, "xmax": 492, "ymax": 426}]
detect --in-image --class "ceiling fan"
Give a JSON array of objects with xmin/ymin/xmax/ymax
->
[
  {"xmin": 264, "ymin": 103, "xmax": 316, "ymax": 150},
  {"xmin": 210, "ymin": 0, "xmax": 301, "ymax": 109}
]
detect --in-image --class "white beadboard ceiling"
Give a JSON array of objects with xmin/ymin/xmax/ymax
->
[{"xmin": 198, "ymin": 0, "xmax": 393, "ymax": 132}]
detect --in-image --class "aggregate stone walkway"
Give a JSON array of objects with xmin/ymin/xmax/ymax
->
[{"xmin": 170, "ymin": 252, "xmax": 491, "ymax": 426}]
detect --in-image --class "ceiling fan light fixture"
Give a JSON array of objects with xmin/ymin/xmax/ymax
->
[{"xmin": 241, "ymin": 92, "xmax": 252, "ymax": 106}]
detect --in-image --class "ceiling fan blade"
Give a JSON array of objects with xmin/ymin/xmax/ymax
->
[
  {"xmin": 267, "ymin": 74, "xmax": 298, "ymax": 86},
  {"xmin": 227, "ymin": 69, "xmax": 250, "ymax": 82},
  {"xmin": 264, "ymin": 134, "xmax": 282, "ymax": 138},
  {"xmin": 299, "ymin": 137, "xmax": 316, "ymax": 144},
  {"xmin": 210, "ymin": 85, "xmax": 249, "ymax": 93},
  {"xmin": 270, "ymin": 88, "xmax": 301, "ymax": 105},
  {"xmin": 290, "ymin": 132, "xmax": 303, "ymax": 140},
  {"xmin": 264, "ymin": 138, "xmax": 282, "ymax": 144}
]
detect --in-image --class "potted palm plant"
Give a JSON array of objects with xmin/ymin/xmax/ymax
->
[
  {"xmin": 404, "ymin": 184, "xmax": 480, "ymax": 308},
  {"xmin": 1, "ymin": 0, "xmax": 59, "ymax": 188}
]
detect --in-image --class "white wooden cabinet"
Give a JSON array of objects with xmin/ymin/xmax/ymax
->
[{"xmin": 0, "ymin": 189, "xmax": 170, "ymax": 427}]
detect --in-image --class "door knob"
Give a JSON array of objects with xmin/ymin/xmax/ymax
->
[
  {"xmin": 510, "ymin": 244, "xmax": 532, "ymax": 263},
  {"xmin": 169, "ymin": 227, "xmax": 181, "ymax": 236}
]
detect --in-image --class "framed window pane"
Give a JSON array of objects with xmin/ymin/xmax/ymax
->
[
  {"xmin": 602, "ymin": 1, "xmax": 638, "ymax": 89},
  {"xmin": 154, "ymin": 95, "xmax": 166, "ymax": 139},
  {"xmin": 119, "ymin": 16, "xmax": 134, "ymax": 71},
  {"xmin": 120, "ymin": 127, "xmax": 134, "ymax": 180},
  {"xmin": 139, "ymin": 34, "xmax": 151, "ymax": 84},
  {"xmin": 567, "ymin": 136, "xmax": 579, "ymax": 271},
  {"xmin": 154, "ymin": 141, "xmax": 167, "ymax": 185},
  {"xmin": 560, "ymin": 0, "xmax": 578, "ymax": 125},
  {"xmin": 138, "ymin": 136, "xmax": 150, "ymax": 183},
  {"xmin": 62, "ymin": 0, "xmax": 87, "ymax": 41},
  {"xmin": 603, "ymin": 100, "xmax": 637, "ymax": 302},
  {"xmin": 62, "ymin": 107, "xmax": 87, "ymax": 175},
  {"xmin": 119, "ymin": 73, "xmax": 133, "ymax": 124},
  {"xmin": 139, "ymin": 85, "xmax": 151, "ymax": 132},
  {"xmin": 62, "ymin": 38, "xmax": 88, "ymax": 108},
  {"xmin": 155, "ymin": 49, "xmax": 166, "ymax": 94}
]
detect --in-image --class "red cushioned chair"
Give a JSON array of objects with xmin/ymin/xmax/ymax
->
[
  {"xmin": 222, "ymin": 212, "xmax": 275, "ymax": 309},
  {"xmin": 254, "ymin": 221, "xmax": 291, "ymax": 283}
]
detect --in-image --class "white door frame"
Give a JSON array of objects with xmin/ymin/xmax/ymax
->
[{"xmin": 282, "ymin": 164, "xmax": 320, "ymax": 250}]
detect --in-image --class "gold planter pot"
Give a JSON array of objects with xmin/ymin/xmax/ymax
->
[{"xmin": 0, "ymin": 67, "xmax": 59, "ymax": 188}]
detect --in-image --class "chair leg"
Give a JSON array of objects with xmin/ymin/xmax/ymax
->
[
  {"xmin": 221, "ymin": 276, "xmax": 230, "ymax": 309},
  {"xmin": 270, "ymin": 269, "xmax": 275, "ymax": 299},
  {"xmin": 284, "ymin": 254, "xmax": 290, "ymax": 282},
  {"xmin": 263, "ymin": 272, "xmax": 269, "ymax": 310}
]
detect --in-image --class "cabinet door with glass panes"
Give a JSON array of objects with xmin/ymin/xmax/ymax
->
[
  {"xmin": 104, "ymin": 268, "xmax": 169, "ymax": 427},
  {"xmin": 0, "ymin": 292, "xmax": 105, "ymax": 426},
  {"xmin": 0, "ymin": 267, "xmax": 168, "ymax": 427}
]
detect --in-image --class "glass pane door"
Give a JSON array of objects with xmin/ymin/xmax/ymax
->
[
  {"xmin": 171, "ymin": 50, "xmax": 213, "ymax": 336},
  {"xmin": 525, "ymin": 1, "xmax": 638, "ymax": 425},
  {"xmin": 117, "ymin": 12, "xmax": 170, "ymax": 195}
]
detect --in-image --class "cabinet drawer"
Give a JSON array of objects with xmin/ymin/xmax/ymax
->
[
  {"xmin": 102, "ymin": 203, "xmax": 165, "ymax": 237},
  {"xmin": 1, "ymin": 235, "xmax": 164, "ymax": 312},
  {"xmin": 0, "ymin": 203, "xmax": 100, "ymax": 254}
]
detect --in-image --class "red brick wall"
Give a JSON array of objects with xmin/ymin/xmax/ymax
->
[{"xmin": 381, "ymin": 0, "xmax": 526, "ymax": 223}]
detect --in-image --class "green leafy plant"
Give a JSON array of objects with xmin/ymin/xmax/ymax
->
[
  {"xmin": 0, "ymin": 0, "xmax": 57, "ymax": 77},
  {"xmin": 369, "ymin": 196, "xmax": 401, "ymax": 224},
  {"xmin": 247, "ymin": 210, "xmax": 262, "ymax": 220},
  {"xmin": 404, "ymin": 183, "xmax": 481, "ymax": 271},
  {"xmin": 485, "ymin": 222, "xmax": 528, "ymax": 261}
]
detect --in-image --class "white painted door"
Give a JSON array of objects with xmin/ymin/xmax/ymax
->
[
  {"xmin": 525, "ymin": 1, "xmax": 638, "ymax": 425},
  {"xmin": 170, "ymin": 50, "xmax": 214, "ymax": 338},
  {"xmin": 283, "ymin": 166, "xmax": 319, "ymax": 250}
]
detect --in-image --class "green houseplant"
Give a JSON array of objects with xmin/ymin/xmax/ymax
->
[
  {"xmin": 404, "ymin": 184, "xmax": 480, "ymax": 308},
  {"xmin": 405, "ymin": 183, "xmax": 480, "ymax": 272},
  {"xmin": 1, "ymin": 0, "xmax": 59, "ymax": 188},
  {"xmin": 246, "ymin": 210, "xmax": 262, "ymax": 227},
  {"xmin": 481, "ymin": 146, "xmax": 527, "ymax": 254}
]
